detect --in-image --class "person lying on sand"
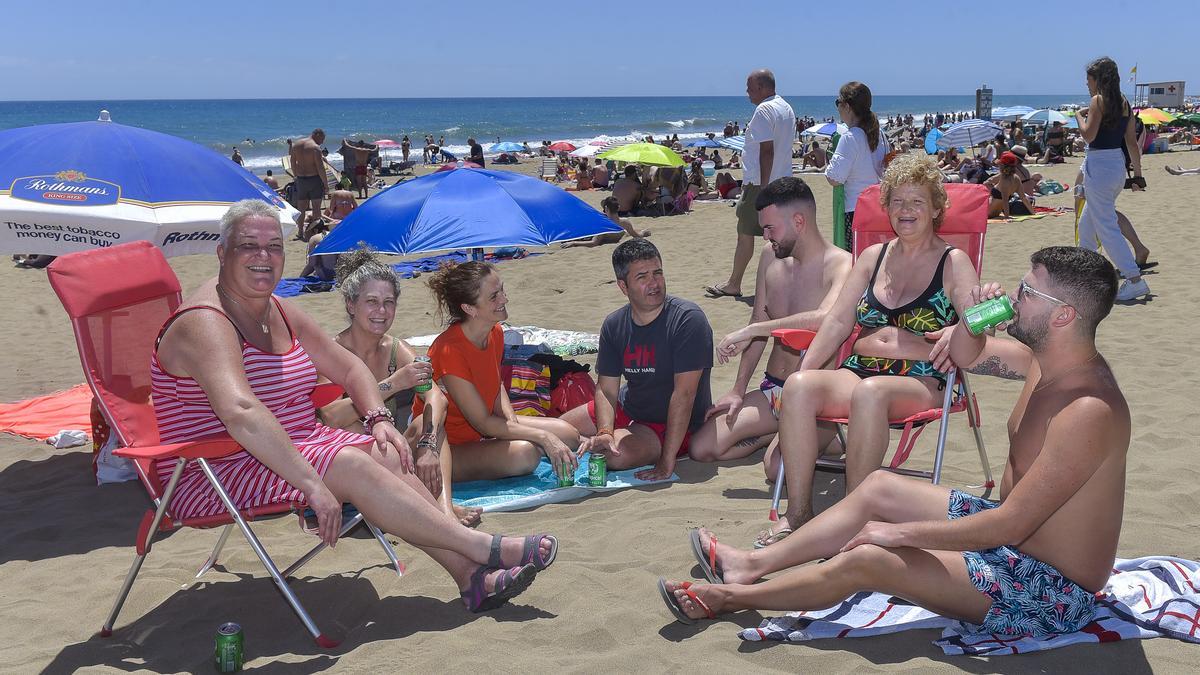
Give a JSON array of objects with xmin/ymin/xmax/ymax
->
[
  {"xmin": 560, "ymin": 197, "xmax": 649, "ymax": 248},
  {"xmin": 688, "ymin": 178, "xmax": 850, "ymax": 471},
  {"xmin": 317, "ymin": 246, "xmax": 482, "ymax": 528},
  {"xmin": 155, "ymin": 200, "xmax": 555, "ymax": 613},
  {"xmin": 662, "ymin": 247, "xmax": 1128, "ymax": 641}
]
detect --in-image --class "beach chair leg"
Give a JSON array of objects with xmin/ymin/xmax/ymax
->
[
  {"xmin": 768, "ymin": 460, "xmax": 786, "ymax": 521},
  {"xmin": 282, "ymin": 512, "xmax": 366, "ymax": 579},
  {"xmin": 960, "ymin": 374, "xmax": 995, "ymax": 498},
  {"xmin": 195, "ymin": 525, "xmax": 233, "ymax": 579},
  {"xmin": 835, "ymin": 424, "xmax": 847, "ymax": 453},
  {"xmin": 366, "ymin": 520, "xmax": 406, "ymax": 577},
  {"xmin": 929, "ymin": 370, "xmax": 958, "ymax": 485},
  {"xmin": 100, "ymin": 458, "xmax": 188, "ymax": 638},
  {"xmin": 196, "ymin": 459, "xmax": 338, "ymax": 648}
]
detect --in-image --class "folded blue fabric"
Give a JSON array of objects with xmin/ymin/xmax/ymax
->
[
  {"xmin": 275, "ymin": 249, "xmax": 538, "ymax": 298},
  {"xmin": 452, "ymin": 453, "xmax": 677, "ymax": 512}
]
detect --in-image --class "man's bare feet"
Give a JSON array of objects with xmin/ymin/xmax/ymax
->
[
  {"xmin": 694, "ymin": 527, "xmax": 758, "ymax": 585},
  {"xmin": 454, "ymin": 504, "xmax": 483, "ymax": 528}
]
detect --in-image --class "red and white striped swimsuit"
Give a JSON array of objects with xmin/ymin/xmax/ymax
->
[{"xmin": 150, "ymin": 300, "xmax": 372, "ymax": 520}]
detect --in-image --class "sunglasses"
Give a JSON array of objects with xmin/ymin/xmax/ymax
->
[
  {"xmin": 833, "ymin": 98, "xmax": 844, "ymax": 107},
  {"xmin": 1018, "ymin": 280, "xmax": 1079, "ymax": 315}
]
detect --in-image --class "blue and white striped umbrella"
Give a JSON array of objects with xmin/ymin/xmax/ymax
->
[
  {"xmin": 718, "ymin": 136, "xmax": 745, "ymax": 152},
  {"xmin": 991, "ymin": 106, "xmax": 1035, "ymax": 120},
  {"xmin": 936, "ymin": 119, "xmax": 1004, "ymax": 150}
]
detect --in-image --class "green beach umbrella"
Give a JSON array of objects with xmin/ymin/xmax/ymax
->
[
  {"xmin": 597, "ymin": 142, "xmax": 684, "ymax": 167},
  {"xmin": 1171, "ymin": 112, "xmax": 1200, "ymax": 125}
]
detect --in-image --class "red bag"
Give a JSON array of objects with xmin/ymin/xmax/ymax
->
[{"xmin": 550, "ymin": 371, "xmax": 596, "ymax": 417}]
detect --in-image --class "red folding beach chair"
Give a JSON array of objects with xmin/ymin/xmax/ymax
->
[
  {"xmin": 772, "ymin": 183, "xmax": 995, "ymax": 505},
  {"xmin": 47, "ymin": 241, "xmax": 402, "ymax": 648}
]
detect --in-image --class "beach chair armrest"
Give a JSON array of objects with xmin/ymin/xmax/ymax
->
[
  {"xmin": 771, "ymin": 329, "xmax": 817, "ymax": 351},
  {"xmin": 310, "ymin": 382, "xmax": 344, "ymax": 409},
  {"xmin": 113, "ymin": 436, "xmax": 242, "ymax": 461}
]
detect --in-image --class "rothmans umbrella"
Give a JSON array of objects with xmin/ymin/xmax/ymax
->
[
  {"xmin": 0, "ymin": 114, "xmax": 296, "ymax": 257},
  {"xmin": 599, "ymin": 142, "xmax": 684, "ymax": 167},
  {"xmin": 936, "ymin": 119, "xmax": 1004, "ymax": 150},
  {"xmin": 488, "ymin": 141, "xmax": 524, "ymax": 153},
  {"xmin": 312, "ymin": 168, "xmax": 620, "ymax": 255}
]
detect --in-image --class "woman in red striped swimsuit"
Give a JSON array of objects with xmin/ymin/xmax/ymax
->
[{"xmin": 151, "ymin": 199, "xmax": 558, "ymax": 613}]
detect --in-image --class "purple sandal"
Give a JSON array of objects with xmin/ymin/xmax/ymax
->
[
  {"xmin": 460, "ymin": 563, "xmax": 537, "ymax": 613},
  {"xmin": 486, "ymin": 533, "xmax": 558, "ymax": 572}
]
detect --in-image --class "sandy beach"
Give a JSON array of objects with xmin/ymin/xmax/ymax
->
[{"xmin": 1, "ymin": 150, "xmax": 1197, "ymax": 673}]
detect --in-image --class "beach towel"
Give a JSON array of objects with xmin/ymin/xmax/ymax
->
[
  {"xmin": 988, "ymin": 206, "xmax": 1072, "ymax": 224},
  {"xmin": 407, "ymin": 324, "xmax": 601, "ymax": 357},
  {"xmin": 0, "ymin": 384, "xmax": 92, "ymax": 441},
  {"xmin": 739, "ymin": 556, "xmax": 1200, "ymax": 656},
  {"xmin": 273, "ymin": 249, "xmax": 537, "ymax": 298},
  {"xmin": 451, "ymin": 453, "xmax": 676, "ymax": 512}
]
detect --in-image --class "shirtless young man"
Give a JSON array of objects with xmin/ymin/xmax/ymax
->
[
  {"xmin": 661, "ymin": 247, "xmax": 1129, "ymax": 640},
  {"xmin": 290, "ymin": 129, "xmax": 327, "ymax": 242},
  {"xmin": 688, "ymin": 177, "xmax": 850, "ymax": 474}
]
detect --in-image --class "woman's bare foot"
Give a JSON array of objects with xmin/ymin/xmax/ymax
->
[
  {"xmin": 453, "ymin": 504, "xmax": 483, "ymax": 528},
  {"xmin": 695, "ymin": 527, "xmax": 759, "ymax": 585},
  {"xmin": 495, "ymin": 534, "xmax": 557, "ymax": 569},
  {"xmin": 754, "ymin": 509, "xmax": 812, "ymax": 548},
  {"xmin": 663, "ymin": 580, "xmax": 730, "ymax": 621}
]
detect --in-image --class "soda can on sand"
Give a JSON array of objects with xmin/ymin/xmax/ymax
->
[
  {"xmin": 588, "ymin": 453, "xmax": 607, "ymax": 487},
  {"xmin": 214, "ymin": 622, "xmax": 243, "ymax": 673},
  {"xmin": 558, "ymin": 464, "xmax": 574, "ymax": 487},
  {"xmin": 413, "ymin": 355, "xmax": 433, "ymax": 393},
  {"xmin": 964, "ymin": 296, "xmax": 1014, "ymax": 335}
]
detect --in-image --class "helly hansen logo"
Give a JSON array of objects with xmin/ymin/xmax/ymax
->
[{"xmin": 623, "ymin": 344, "xmax": 656, "ymax": 374}]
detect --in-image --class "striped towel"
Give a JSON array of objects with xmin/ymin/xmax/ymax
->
[{"xmin": 739, "ymin": 556, "xmax": 1200, "ymax": 656}]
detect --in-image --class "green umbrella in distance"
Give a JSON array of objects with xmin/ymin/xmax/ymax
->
[
  {"xmin": 1171, "ymin": 112, "xmax": 1200, "ymax": 125},
  {"xmin": 597, "ymin": 142, "xmax": 685, "ymax": 167}
]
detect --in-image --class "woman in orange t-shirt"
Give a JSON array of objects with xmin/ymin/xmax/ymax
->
[{"xmin": 415, "ymin": 262, "xmax": 580, "ymax": 480}]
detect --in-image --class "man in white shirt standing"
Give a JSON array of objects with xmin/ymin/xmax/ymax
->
[{"xmin": 705, "ymin": 69, "xmax": 796, "ymax": 299}]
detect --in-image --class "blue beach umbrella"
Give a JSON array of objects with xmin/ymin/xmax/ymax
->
[
  {"xmin": 924, "ymin": 128, "xmax": 944, "ymax": 155},
  {"xmin": 991, "ymin": 105, "xmax": 1035, "ymax": 120},
  {"xmin": 488, "ymin": 141, "xmax": 524, "ymax": 153},
  {"xmin": 936, "ymin": 119, "xmax": 1004, "ymax": 151},
  {"xmin": 0, "ymin": 115, "xmax": 296, "ymax": 257},
  {"xmin": 313, "ymin": 168, "xmax": 621, "ymax": 256},
  {"xmin": 718, "ymin": 136, "xmax": 745, "ymax": 152},
  {"xmin": 801, "ymin": 122, "xmax": 838, "ymax": 137},
  {"xmin": 684, "ymin": 138, "xmax": 722, "ymax": 148}
]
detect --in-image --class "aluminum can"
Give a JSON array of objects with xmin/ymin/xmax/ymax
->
[
  {"xmin": 413, "ymin": 355, "xmax": 433, "ymax": 393},
  {"xmin": 558, "ymin": 464, "xmax": 575, "ymax": 487},
  {"xmin": 215, "ymin": 622, "xmax": 243, "ymax": 673},
  {"xmin": 588, "ymin": 453, "xmax": 607, "ymax": 487},
  {"xmin": 964, "ymin": 296, "xmax": 1014, "ymax": 335}
]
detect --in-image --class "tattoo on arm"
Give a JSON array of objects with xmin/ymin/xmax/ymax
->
[{"xmin": 968, "ymin": 355, "xmax": 1025, "ymax": 381}]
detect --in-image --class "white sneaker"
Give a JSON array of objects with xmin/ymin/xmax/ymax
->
[{"xmin": 1116, "ymin": 278, "xmax": 1150, "ymax": 301}]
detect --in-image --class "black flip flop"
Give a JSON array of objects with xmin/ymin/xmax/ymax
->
[
  {"xmin": 703, "ymin": 284, "xmax": 742, "ymax": 298},
  {"xmin": 658, "ymin": 578, "xmax": 696, "ymax": 624},
  {"xmin": 1138, "ymin": 261, "xmax": 1158, "ymax": 271}
]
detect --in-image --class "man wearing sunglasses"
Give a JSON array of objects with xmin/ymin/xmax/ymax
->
[{"xmin": 662, "ymin": 247, "xmax": 1130, "ymax": 640}]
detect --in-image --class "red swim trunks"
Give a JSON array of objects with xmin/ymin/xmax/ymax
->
[{"xmin": 585, "ymin": 398, "xmax": 690, "ymax": 457}]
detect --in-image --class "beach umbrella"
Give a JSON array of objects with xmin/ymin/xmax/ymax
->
[
  {"xmin": 991, "ymin": 106, "xmax": 1035, "ymax": 120},
  {"xmin": 488, "ymin": 141, "xmax": 524, "ymax": 153},
  {"xmin": 936, "ymin": 119, "xmax": 1004, "ymax": 150},
  {"xmin": 924, "ymin": 128, "xmax": 944, "ymax": 155},
  {"xmin": 801, "ymin": 122, "xmax": 838, "ymax": 137},
  {"xmin": 1171, "ymin": 112, "xmax": 1200, "ymax": 125},
  {"xmin": 685, "ymin": 138, "xmax": 723, "ymax": 148},
  {"xmin": 547, "ymin": 141, "xmax": 577, "ymax": 152},
  {"xmin": 0, "ymin": 116, "xmax": 296, "ymax": 257},
  {"xmin": 436, "ymin": 161, "xmax": 482, "ymax": 172},
  {"xmin": 1137, "ymin": 108, "xmax": 1176, "ymax": 125},
  {"xmin": 717, "ymin": 136, "xmax": 745, "ymax": 152},
  {"xmin": 597, "ymin": 142, "xmax": 684, "ymax": 167},
  {"xmin": 374, "ymin": 139, "xmax": 399, "ymax": 147},
  {"xmin": 1021, "ymin": 109, "xmax": 1071, "ymax": 126},
  {"xmin": 312, "ymin": 168, "xmax": 621, "ymax": 256},
  {"xmin": 568, "ymin": 145, "xmax": 604, "ymax": 158}
]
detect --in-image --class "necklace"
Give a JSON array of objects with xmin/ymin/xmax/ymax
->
[
  {"xmin": 217, "ymin": 284, "xmax": 271, "ymax": 334},
  {"xmin": 1034, "ymin": 352, "xmax": 1101, "ymax": 393}
]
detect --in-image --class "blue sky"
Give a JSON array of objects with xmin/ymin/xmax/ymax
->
[{"xmin": 3, "ymin": 1, "xmax": 1194, "ymax": 100}]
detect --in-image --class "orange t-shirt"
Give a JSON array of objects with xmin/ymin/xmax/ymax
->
[{"xmin": 414, "ymin": 322, "xmax": 504, "ymax": 444}]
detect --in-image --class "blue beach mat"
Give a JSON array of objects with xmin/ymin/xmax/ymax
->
[
  {"xmin": 451, "ymin": 453, "xmax": 678, "ymax": 512},
  {"xmin": 275, "ymin": 248, "xmax": 536, "ymax": 298}
]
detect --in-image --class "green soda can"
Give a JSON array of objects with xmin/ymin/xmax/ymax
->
[
  {"xmin": 214, "ymin": 622, "xmax": 243, "ymax": 673},
  {"xmin": 413, "ymin": 355, "xmax": 432, "ymax": 393},
  {"xmin": 964, "ymin": 296, "xmax": 1014, "ymax": 335},
  {"xmin": 558, "ymin": 463, "xmax": 575, "ymax": 487},
  {"xmin": 588, "ymin": 453, "xmax": 607, "ymax": 487}
]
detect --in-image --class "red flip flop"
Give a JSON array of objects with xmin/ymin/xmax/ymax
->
[{"xmin": 658, "ymin": 579, "xmax": 716, "ymax": 624}]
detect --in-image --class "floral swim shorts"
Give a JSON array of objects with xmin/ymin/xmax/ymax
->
[
  {"xmin": 759, "ymin": 372, "xmax": 786, "ymax": 419},
  {"xmin": 948, "ymin": 489, "xmax": 1098, "ymax": 637}
]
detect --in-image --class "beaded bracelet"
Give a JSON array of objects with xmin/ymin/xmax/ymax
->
[
  {"xmin": 416, "ymin": 432, "xmax": 440, "ymax": 457},
  {"xmin": 361, "ymin": 407, "xmax": 395, "ymax": 431}
]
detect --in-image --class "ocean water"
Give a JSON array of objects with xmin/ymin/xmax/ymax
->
[{"xmin": 0, "ymin": 95, "xmax": 1083, "ymax": 172}]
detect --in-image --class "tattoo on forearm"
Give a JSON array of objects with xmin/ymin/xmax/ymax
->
[
  {"xmin": 735, "ymin": 435, "xmax": 763, "ymax": 449},
  {"xmin": 968, "ymin": 356, "xmax": 1025, "ymax": 381}
]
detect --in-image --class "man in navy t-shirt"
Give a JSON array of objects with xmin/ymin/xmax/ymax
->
[{"xmin": 562, "ymin": 239, "xmax": 713, "ymax": 480}]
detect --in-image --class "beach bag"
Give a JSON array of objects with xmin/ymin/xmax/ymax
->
[
  {"xmin": 1037, "ymin": 180, "xmax": 1066, "ymax": 195},
  {"xmin": 551, "ymin": 371, "xmax": 596, "ymax": 417},
  {"xmin": 91, "ymin": 399, "xmax": 136, "ymax": 485},
  {"xmin": 503, "ymin": 359, "xmax": 552, "ymax": 417}
]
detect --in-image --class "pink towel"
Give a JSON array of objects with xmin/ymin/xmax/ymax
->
[{"xmin": 0, "ymin": 384, "xmax": 92, "ymax": 441}]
